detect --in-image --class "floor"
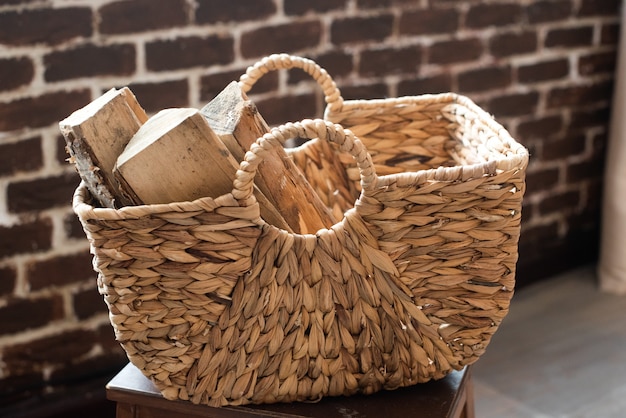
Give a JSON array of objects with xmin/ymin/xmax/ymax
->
[{"xmin": 472, "ymin": 264, "xmax": 626, "ymax": 418}]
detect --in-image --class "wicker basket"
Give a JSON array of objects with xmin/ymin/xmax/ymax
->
[{"xmin": 73, "ymin": 54, "xmax": 529, "ymax": 407}]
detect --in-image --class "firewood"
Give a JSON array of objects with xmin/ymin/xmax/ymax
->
[
  {"xmin": 201, "ymin": 81, "xmax": 337, "ymax": 234},
  {"xmin": 59, "ymin": 87, "xmax": 148, "ymax": 208},
  {"xmin": 113, "ymin": 108, "xmax": 292, "ymax": 231}
]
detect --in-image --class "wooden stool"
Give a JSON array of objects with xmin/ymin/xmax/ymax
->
[{"xmin": 107, "ymin": 363, "xmax": 475, "ymax": 418}]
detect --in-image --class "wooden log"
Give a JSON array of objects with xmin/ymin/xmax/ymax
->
[
  {"xmin": 113, "ymin": 108, "xmax": 292, "ymax": 231},
  {"xmin": 59, "ymin": 87, "xmax": 148, "ymax": 208},
  {"xmin": 201, "ymin": 81, "xmax": 337, "ymax": 234}
]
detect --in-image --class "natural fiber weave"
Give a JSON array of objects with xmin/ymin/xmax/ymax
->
[{"xmin": 73, "ymin": 54, "xmax": 528, "ymax": 407}]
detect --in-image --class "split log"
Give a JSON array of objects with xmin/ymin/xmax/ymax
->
[
  {"xmin": 59, "ymin": 87, "xmax": 148, "ymax": 208},
  {"xmin": 113, "ymin": 108, "xmax": 292, "ymax": 231},
  {"xmin": 201, "ymin": 81, "xmax": 337, "ymax": 234}
]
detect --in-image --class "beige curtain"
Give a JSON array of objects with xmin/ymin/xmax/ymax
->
[{"xmin": 599, "ymin": 3, "xmax": 626, "ymax": 295}]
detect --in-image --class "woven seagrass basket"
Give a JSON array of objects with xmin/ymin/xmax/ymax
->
[{"xmin": 73, "ymin": 54, "xmax": 529, "ymax": 407}]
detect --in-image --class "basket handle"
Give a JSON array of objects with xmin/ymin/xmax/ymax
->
[
  {"xmin": 238, "ymin": 54, "xmax": 344, "ymax": 114},
  {"xmin": 232, "ymin": 119, "xmax": 377, "ymax": 207}
]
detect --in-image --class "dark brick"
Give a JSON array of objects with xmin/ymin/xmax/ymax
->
[
  {"xmin": 398, "ymin": 74, "xmax": 453, "ymax": 95},
  {"xmin": 0, "ymin": 89, "xmax": 91, "ymax": 132},
  {"xmin": 0, "ymin": 136, "xmax": 42, "ymax": 177},
  {"xmin": 0, "ymin": 265, "xmax": 16, "ymax": 297},
  {"xmin": 330, "ymin": 14, "xmax": 394, "ymax": 45},
  {"xmin": 99, "ymin": 0, "xmax": 188, "ymax": 34},
  {"xmin": 547, "ymin": 81, "xmax": 613, "ymax": 108},
  {"xmin": 488, "ymin": 92, "xmax": 539, "ymax": 117},
  {"xmin": 518, "ymin": 221, "xmax": 559, "ymax": 246},
  {"xmin": 65, "ymin": 212, "xmax": 86, "ymax": 240},
  {"xmin": 0, "ymin": 57, "xmax": 34, "ymax": 92},
  {"xmin": 458, "ymin": 66, "xmax": 512, "ymax": 93},
  {"xmin": 525, "ymin": 168, "xmax": 560, "ymax": 195},
  {"xmin": 44, "ymin": 43, "xmax": 135, "ymax": 82},
  {"xmin": 0, "ymin": 8, "xmax": 92, "ymax": 46},
  {"xmin": 98, "ymin": 323, "xmax": 124, "ymax": 352},
  {"xmin": 340, "ymin": 83, "xmax": 389, "ymax": 101},
  {"xmin": 73, "ymin": 287, "xmax": 107, "ymax": 320},
  {"xmin": 519, "ymin": 58, "xmax": 569, "ymax": 83},
  {"xmin": 570, "ymin": 106, "xmax": 611, "ymax": 131},
  {"xmin": 0, "ymin": 295, "xmax": 63, "ymax": 336},
  {"xmin": 241, "ymin": 21, "xmax": 321, "ymax": 59},
  {"xmin": 357, "ymin": 0, "xmax": 391, "ymax": 6},
  {"xmin": 146, "ymin": 35, "xmax": 234, "ymax": 71},
  {"xmin": 578, "ymin": 0, "xmax": 620, "ymax": 16},
  {"xmin": 526, "ymin": 0, "xmax": 572, "ymax": 23},
  {"xmin": 4, "ymin": 329, "xmax": 97, "ymax": 373},
  {"xmin": 285, "ymin": 0, "xmax": 347, "ymax": 15},
  {"xmin": 360, "ymin": 47, "xmax": 421, "ymax": 77},
  {"xmin": 428, "ymin": 38, "xmax": 483, "ymax": 64},
  {"xmin": 48, "ymin": 352, "xmax": 126, "ymax": 386},
  {"xmin": 0, "ymin": 218, "xmax": 53, "ymax": 259},
  {"xmin": 125, "ymin": 79, "xmax": 189, "ymax": 113},
  {"xmin": 545, "ymin": 26, "xmax": 593, "ymax": 48},
  {"xmin": 579, "ymin": 51, "xmax": 617, "ymax": 76},
  {"xmin": 8, "ymin": 172, "xmax": 80, "ymax": 213},
  {"xmin": 399, "ymin": 9, "xmax": 459, "ymax": 35},
  {"xmin": 601, "ymin": 23, "xmax": 620, "ymax": 45},
  {"xmin": 0, "ymin": 370, "xmax": 45, "ymax": 405},
  {"xmin": 465, "ymin": 3, "xmax": 523, "ymax": 28},
  {"xmin": 538, "ymin": 190, "xmax": 580, "ymax": 215},
  {"xmin": 489, "ymin": 31, "xmax": 537, "ymax": 58},
  {"xmin": 517, "ymin": 115, "xmax": 563, "ymax": 139},
  {"xmin": 197, "ymin": 0, "xmax": 276, "ymax": 23},
  {"xmin": 57, "ymin": 135, "xmax": 69, "ymax": 165},
  {"xmin": 256, "ymin": 93, "xmax": 318, "ymax": 126},
  {"xmin": 288, "ymin": 51, "xmax": 353, "ymax": 85},
  {"xmin": 543, "ymin": 135, "xmax": 586, "ymax": 161},
  {"xmin": 567, "ymin": 157, "xmax": 605, "ymax": 183},
  {"xmin": 27, "ymin": 252, "xmax": 95, "ymax": 291},
  {"xmin": 201, "ymin": 69, "xmax": 278, "ymax": 102}
]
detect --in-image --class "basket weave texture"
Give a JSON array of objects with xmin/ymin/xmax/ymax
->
[{"xmin": 73, "ymin": 54, "xmax": 529, "ymax": 406}]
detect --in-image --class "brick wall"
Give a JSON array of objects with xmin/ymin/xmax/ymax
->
[{"xmin": 0, "ymin": 0, "xmax": 620, "ymax": 413}]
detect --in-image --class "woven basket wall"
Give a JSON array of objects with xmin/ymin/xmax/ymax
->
[{"xmin": 73, "ymin": 55, "xmax": 529, "ymax": 407}]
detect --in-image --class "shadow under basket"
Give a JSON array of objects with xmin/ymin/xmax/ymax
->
[{"xmin": 73, "ymin": 54, "xmax": 529, "ymax": 407}]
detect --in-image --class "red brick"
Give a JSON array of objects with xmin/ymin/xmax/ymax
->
[
  {"xmin": 526, "ymin": 0, "xmax": 572, "ymax": 23},
  {"xmin": 546, "ymin": 81, "xmax": 613, "ymax": 109},
  {"xmin": 73, "ymin": 287, "xmax": 107, "ymax": 320},
  {"xmin": 0, "ymin": 295, "xmax": 63, "ymax": 336},
  {"xmin": 489, "ymin": 31, "xmax": 537, "ymax": 58},
  {"xmin": 44, "ymin": 43, "xmax": 135, "ymax": 82},
  {"xmin": 330, "ymin": 15, "xmax": 394, "ymax": 45},
  {"xmin": 428, "ymin": 38, "xmax": 483, "ymax": 64},
  {"xmin": 0, "ymin": 8, "xmax": 92, "ymax": 46},
  {"xmin": 458, "ymin": 66, "xmax": 512, "ymax": 93},
  {"xmin": 519, "ymin": 58, "xmax": 569, "ymax": 83},
  {"xmin": 538, "ymin": 190, "xmax": 580, "ymax": 215},
  {"xmin": 0, "ymin": 89, "xmax": 91, "ymax": 132},
  {"xmin": 285, "ymin": 0, "xmax": 346, "ymax": 15},
  {"xmin": 99, "ymin": 0, "xmax": 188, "ymax": 34},
  {"xmin": 0, "ymin": 136, "xmax": 42, "ymax": 177},
  {"xmin": 0, "ymin": 57, "xmax": 34, "ymax": 92},
  {"xmin": 488, "ymin": 92, "xmax": 539, "ymax": 117},
  {"xmin": 288, "ymin": 51, "xmax": 353, "ymax": 85},
  {"xmin": 197, "ymin": 0, "xmax": 276, "ymax": 23},
  {"xmin": 340, "ymin": 83, "xmax": 389, "ymax": 101},
  {"xmin": 517, "ymin": 115, "xmax": 563, "ymax": 140},
  {"xmin": 545, "ymin": 26, "xmax": 593, "ymax": 48},
  {"xmin": 0, "ymin": 265, "xmax": 16, "ymax": 296},
  {"xmin": 4, "ymin": 329, "xmax": 97, "ymax": 372},
  {"xmin": 0, "ymin": 218, "xmax": 53, "ymax": 259},
  {"xmin": 578, "ymin": 0, "xmax": 620, "ymax": 16},
  {"xmin": 360, "ymin": 46, "xmax": 421, "ymax": 77},
  {"xmin": 543, "ymin": 134, "xmax": 586, "ymax": 161},
  {"xmin": 579, "ymin": 51, "xmax": 617, "ymax": 76},
  {"xmin": 27, "ymin": 252, "xmax": 95, "ymax": 291},
  {"xmin": 65, "ymin": 213, "xmax": 86, "ymax": 240},
  {"xmin": 125, "ymin": 79, "xmax": 189, "ymax": 113},
  {"xmin": 399, "ymin": 9, "xmax": 459, "ymax": 35},
  {"xmin": 7, "ymin": 172, "xmax": 80, "ymax": 213},
  {"xmin": 146, "ymin": 36, "xmax": 234, "ymax": 71},
  {"xmin": 241, "ymin": 20, "xmax": 321, "ymax": 59},
  {"xmin": 398, "ymin": 74, "xmax": 453, "ymax": 95},
  {"xmin": 256, "ymin": 93, "xmax": 318, "ymax": 126},
  {"xmin": 525, "ymin": 168, "xmax": 560, "ymax": 195},
  {"xmin": 465, "ymin": 3, "xmax": 523, "ymax": 28},
  {"xmin": 201, "ymin": 69, "xmax": 278, "ymax": 102}
]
